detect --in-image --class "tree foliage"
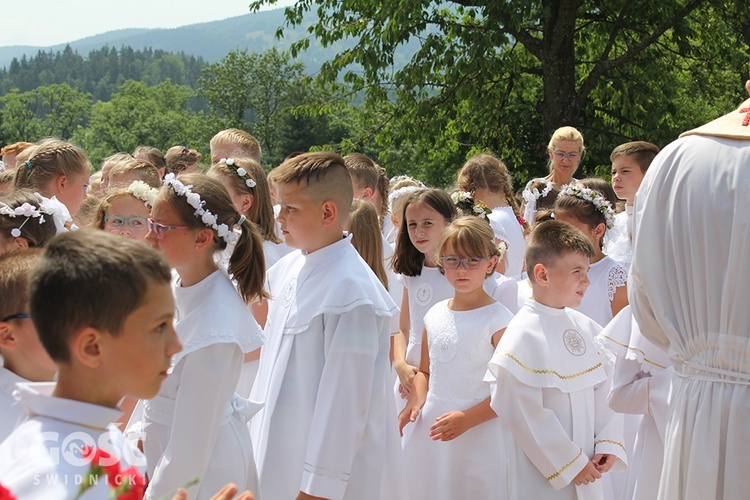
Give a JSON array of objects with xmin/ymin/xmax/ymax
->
[{"xmin": 250, "ymin": 0, "xmax": 750, "ymax": 185}]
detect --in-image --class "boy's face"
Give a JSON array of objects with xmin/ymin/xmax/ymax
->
[
  {"xmin": 535, "ymin": 252, "xmax": 591, "ymax": 309},
  {"xmin": 101, "ymin": 280, "xmax": 181, "ymax": 402},
  {"xmin": 275, "ymin": 181, "xmax": 329, "ymax": 253},
  {"xmin": 611, "ymin": 155, "xmax": 645, "ymax": 204},
  {"xmin": 0, "ymin": 315, "xmax": 56, "ymax": 381},
  {"xmin": 210, "ymin": 144, "xmax": 236, "ymax": 165}
]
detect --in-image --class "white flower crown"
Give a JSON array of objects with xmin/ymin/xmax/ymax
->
[
  {"xmin": 522, "ymin": 178, "xmax": 554, "ymax": 225},
  {"xmin": 559, "ymin": 183, "xmax": 615, "ymax": 230},
  {"xmin": 126, "ymin": 180, "xmax": 158, "ymax": 207},
  {"xmin": 0, "ymin": 196, "xmax": 56, "ymax": 238},
  {"xmin": 163, "ymin": 173, "xmax": 239, "ymax": 245},
  {"xmin": 219, "ymin": 158, "xmax": 256, "ymax": 189}
]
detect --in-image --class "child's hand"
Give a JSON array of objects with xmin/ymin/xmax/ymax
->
[
  {"xmin": 572, "ymin": 461, "xmax": 601, "ymax": 486},
  {"xmin": 398, "ymin": 405, "xmax": 420, "ymax": 436},
  {"xmin": 429, "ymin": 411, "xmax": 471, "ymax": 441},
  {"xmin": 395, "ymin": 362, "xmax": 418, "ymax": 398},
  {"xmin": 592, "ymin": 453, "xmax": 617, "ymax": 473}
]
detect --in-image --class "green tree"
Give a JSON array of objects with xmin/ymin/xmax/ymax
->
[{"xmin": 250, "ymin": 0, "xmax": 749, "ymax": 185}]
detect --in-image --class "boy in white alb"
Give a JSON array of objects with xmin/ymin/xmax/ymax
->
[
  {"xmin": 486, "ymin": 220, "xmax": 627, "ymax": 499},
  {"xmin": 0, "ymin": 231, "xmax": 182, "ymax": 499},
  {"xmin": 250, "ymin": 152, "xmax": 405, "ymax": 500},
  {"xmin": 0, "ymin": 249, "xmax": 57, "ymax": 442}
]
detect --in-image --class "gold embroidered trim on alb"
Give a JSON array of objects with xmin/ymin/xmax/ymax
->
[
  {"xmin": 594, "ymin": 439, "xmax": 626, "ymax": 452},
  {"xmin": 502, "ymin": 352, "xmax": 602, "ymax": 379},
  {"xmin": 547, "ymin": 448, "xmax": 583, "ymax": 481}
]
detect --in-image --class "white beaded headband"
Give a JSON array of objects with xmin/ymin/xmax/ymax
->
[
  {"xmin": 0, "ymin": 197, "xmax": 55, "ymax": 238},
  {"xmin": 559, "ymin": 183, "xmax": 615, "ymax": 230},
  {"xmin": 218, "ymin": 158, "xmax": 256, "ymax": 189},
  {"xmin": 163, "ymin": 173, "xmax": 241, "ymax": 245},
  {"xmin": 522, "ymin": 178, "xmax": 554, "ymax": 224}
]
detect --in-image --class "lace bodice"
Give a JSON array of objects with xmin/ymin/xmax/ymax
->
[
  {"xmin": 576, "ymin": 256, "xmax": 627, "ymax": 326},
  {"xmin": 424, "ymin": 300, "xmax": 513, "ymax": 407}
]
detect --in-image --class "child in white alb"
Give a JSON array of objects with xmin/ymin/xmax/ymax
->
[
  {"xmin": 399, "ymin": 217, "xmax": 514, "ymax": 499},
  {"xmin": 486, "ymin": 220, "xmax": 627, "ymax": 499}
]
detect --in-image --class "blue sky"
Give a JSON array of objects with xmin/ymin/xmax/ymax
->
[{"xmin": 2, "ymin": 0, "xmax": 294, "ymax": 47}]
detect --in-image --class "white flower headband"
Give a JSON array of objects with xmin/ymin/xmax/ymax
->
[
  {"xmin": 522, "ymin": 178, "xmax": 554, "ymax": 225},
  {"xmin": 219, "ymin": 158, "xmax": 256, "ymax": 189},
  {"xmin": 0, "ymin": 197, "xmax": 55, "ymax": 238},
  {"xmin": 450, "ymin": 191, "xmax": 493, "ymax": 220},
  {"xmin": 126, "ymin": 180, "xmax": 158, "ymax": 207},
  {"xmin": 163, "ymin": 173, "xmax": 240, "ymax": 245},
  {"xmin": 559, "ymin": 183, "xmax": 615, "ymax": 230}
]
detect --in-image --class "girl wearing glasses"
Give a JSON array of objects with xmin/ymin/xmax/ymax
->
[
  {"xmin": 128, "ymin": 173, "xmax": 266, "ymax": 499},
  {"xmin": 398, "ymin": 216, "xmax": 514, "ymax": 499},
  {"xmin": 92, "ymin": 180, "xmax": 157, "ymax": 240},
  {"xmin": 546, "ymin": 126, "xmax": 585, "ymax": 190}
]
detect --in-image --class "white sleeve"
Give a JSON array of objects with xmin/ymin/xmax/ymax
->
[
  {"xmin": 593, "ymin": 377, "xmax": 627, "ymax": 471},
  {"xmin": 299, "ymin": 306, "xmax": 381, "ymax": 499},
  {"xmin": 489, "ymin": 368, "xmax": 589, "ymax": 491},
  {"xmin": 145, "ymin": 343, "xmax": 242, "ymax": 499}
]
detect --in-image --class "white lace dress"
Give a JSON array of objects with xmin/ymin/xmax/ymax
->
[
  {"xmin": 402, "ymin": 300, "xmax": 514, "ymax": 500},
  {"xmin": 576, "ymin": 256, "xmax": 627, "ymax": 327}
]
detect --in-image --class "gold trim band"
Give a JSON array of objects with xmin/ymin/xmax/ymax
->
[
  {"xmin": 502, "ymin": 352, "xmax": 602, "ymax": 379},
  {"xmin": 594, "ymin": 439, "xmax": 626, "ymax": 452},
  {"xmin": 547, "ymin": 448, "xmax": 583, "ymax": 481}
]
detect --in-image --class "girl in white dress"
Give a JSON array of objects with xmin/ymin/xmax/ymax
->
[
  {"xmin": 133, "ymin": 173, "xmax": 266, "ymax": 499},
  {"xmin": 391, "ymin": 189, "xmax": 456, "ymax": 412},
  {"xmin": 553, "ymin": 183, "xmax": 628, "ymax": 327},
  {"xmin": 399, "ymin": 217, "xmax": 514, "ymax": 499},
  {"xmin": 456, "ymin": 154, "xmax": 527, "ymax": 277}
]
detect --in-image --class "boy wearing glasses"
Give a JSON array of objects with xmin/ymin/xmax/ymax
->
[
  {"xmin": 249, "ymin": 152, "xmax": 406, "ymax": 500},
  {"xmin": 486, "ymin": 220, "xmax": 627, "ymax": 499},
  {"xmin": 0, "ymin": 249, "xmax": 56, "ymax": 442}
]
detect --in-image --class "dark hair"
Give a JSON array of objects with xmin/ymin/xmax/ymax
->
[
  {"xmin": 578, "ymin": 178, "xmax": 618, "ymax": 211},
  {"xmin": 165, "ymin": 146, "xmax": 201, "ymax": 175},
  {"xmin": 0, "ymin": 190, "xmax": 57, "ymax": 248},
  {"xmin": 344, "ymin": 153, "xmax": 389, "ymax": 221},
  {"xmin": 29, "ymin": 230, "xmax": 172, "ymax": 362},
  {"xmin": 160, "ymin": 173, "xmax": 268, "ymax": 303},
  {"xmin": 554, "ymin": 186, "xmax": 610, "ymax": 248},
  {"xmin": 610, "ymin": 141, "xmax": 660, "ymax": 174},
  {"xmin": 391, "ymin": 188, "xmax": 456, "ymax": 277},
  {"xmin": 0, "ymin": 248, "xmax": 42, "ymax": 321},
  {"xmin": 526, "ymin": 220, "xmax": 594, "ymax": 283}
]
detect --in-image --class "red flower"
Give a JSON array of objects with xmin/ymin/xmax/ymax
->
[
  {"xmin": 114, "ymin": 467, "xmax": 146, "ymax": 500},
  {"xmin": 0, "ymin": 484, "xmax": 16, "ymax": 500},
  {"xmin": 76, "ymin": 446, "xmax": 144, "ymax": 500}
]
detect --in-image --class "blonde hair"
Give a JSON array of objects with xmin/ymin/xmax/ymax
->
[
  {"xmin": 13, "ymin": 139, "xmax": 90, "ymax": 192},
  {"xmin": 75, "ymin": 195, "xmax": 104, "ymax": 229},
  {"xmin": 210, "ymin": 128, "xmax": 261, "ymax": 163},
  {"xmin": 108, "ymin": 158, "xmax": 161, "ymax": 189},
  {"xmin": 0, "ymin": 248, "xmax": 42, "ymax": 322},
  {"xmin": 208, "ymin": 157, "xmax": 280, "ymax": 244},
  {"xmin": 91, "ymin": 190, "xmax": 147, "ymax": 231},
  {"xmin": 344, "ymin": 153, "xmax": 389, "ymax": 222},
  {"xmin": 546, "ymin": 126, "xmax": 585, "ymax": 173},
  {"xmin": 268, "ymin": 151, "xmax": 353, "ymax": 211},
  {"xmin": 133, "ymin": 146, "xmax": 166, "ymax": 172},
  {"xmin": 438, "ymin": 216, "xmax": 499, "ymax": 278},
  {"xmin": 159, "ymin": 173, "xmax": 268, "ymax": 303},
  {"xmin": 349, "ymin": 198, "xmax": 388, "ymax": 289}
]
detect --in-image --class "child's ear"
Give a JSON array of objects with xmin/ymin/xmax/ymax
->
[
  {"xmin": 593, "ymin": 222, "xmax": 606, "ymax": 242},
  {"xmin": 0, "ymin": 323, "xmax": 18, "ymax": 350},
  {"xmin": 321, "ymin": 200, "xmax": 338, "ymax": 228},
  {"xmin": 72, "ymin": 327, "xmax": 104, "ymax": 369},
  {"xmin": 12, "ymin": 237, "xmax": 29, "ymax": 249},
  {"xmin": 362, "ymin": 187, "xmax": 374, "ymax": 200},
  {"xmin": 240, "ymin": 194, "xmax": 254, "ymax": 214},
  {"xmin": 193, "ymin": 228, "xmax": 215, "ymax": 249},
  {"xmin": 533, "ymin": 263, "xmax": 549, "ymax": 285},
  {"xmin": 55, "ymin": 174, "xmax": 68, "ymax": 194},
  {"xmin": 486, "ymin": 255, "xmax": 498, "ymax": 277}
]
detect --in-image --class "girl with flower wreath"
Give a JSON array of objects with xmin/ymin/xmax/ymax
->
[
  {"xmin": 91, "ymin": 181, "xmax": 158, "ymax": 241},
  {"xmin": 456, "ymin": 154, "xmax": 528, "ymax": 278},
  {"xmin": 127, "ymin": 173, "xmax": 266, "ymax": 499},
  {"xmin": 0, "ymin": 190, "xmax": 57, "ymax": 254},
  {"xmin": 552, "ymin": 182, "xmax": 629, "ymax": 327}
]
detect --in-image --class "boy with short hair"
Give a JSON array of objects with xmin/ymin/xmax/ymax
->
[
  {"xmin": 0, "ymin": 248, "xmax": 56, "ymax": 442},
  {"xmin": 485, "ymin": 220, "xmax": 626, "ymax": 499},
  {"xmin": 250, "ymin": 152, "xmax": 405, "ymax": 500},
  {"xmin": 606, "ymin": 141, "xmax": 660, "ymax": 265},
  {"xmin": 0, "ymin": 230, "xmax": 182, "ymax": 498},
  {"xmin": 210, "ymin": 129, "xmax": 262, "ymax": 164}
]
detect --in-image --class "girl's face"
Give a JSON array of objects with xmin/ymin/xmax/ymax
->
[
  {"xmin": 405, "ymin": 201, "xmax": 450, "ymax": 265},
  {"xmin": 440, "ymin": 242, "xmax": 496, "ymax": 295},
  {"xmin": 145, "ymin": 197, "xmax": 197, "ymax": 269},
  {"xmin": 103, "ymin": 195, "xmax": 151, "ymax": 241},
  {"xmin": 554, "ymin": 211, "xmax": 604, "ymax": 257},
  {"xmin": 549, "ymin": 140, "xmax": 583, "ymax": 178},
  {"xmin": 55, "ymin": 168, "xmax": 90, "ymax": 216}
]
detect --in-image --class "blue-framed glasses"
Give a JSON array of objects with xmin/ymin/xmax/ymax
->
[
  {"xmin": 552, "ymin": 151, "xmax": 582, "ymax": 161},
  {"xmin": 147, "ymin": 218, "xmax": 189, "ymax": 239},
  {"xmin": 1, "ymin": 313, "xmax": 30, "ymax": 322},
  {"xmin": 104, "ymin": 215, "xmax": 149, "ymax": 231},
  {"xmin": 440, "ymin": 257, "xmax": 487, "ymax": 270}
]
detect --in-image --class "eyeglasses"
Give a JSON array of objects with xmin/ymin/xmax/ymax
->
[
  {"xmin": 1, "ymin": 313, "xmax": 30, "ymax": 322},
  {"xmin": 104, "ymin": 215, "xmax": 149, "ymax": 231},
  {"xmin": 147, "ymin": 218, "xmax": 189, "ymax": 239},
  {"xmin": 552, "ymin": 151, "xmax": 582, "ymax": 161},
  {"xmin": 440, "ymin": 257, "xmax": 487, "ymax": 270}
]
